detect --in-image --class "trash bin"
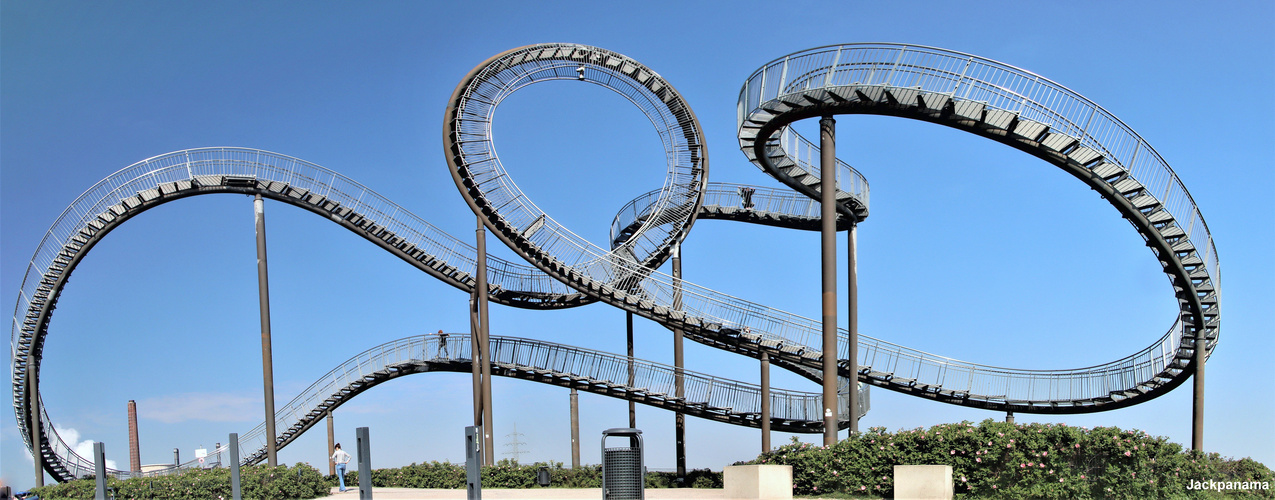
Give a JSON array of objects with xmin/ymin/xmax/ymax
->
[
  {"xmin": 601, "ymin": 428, "xmax": 644, "ymax": 500},
  {"xmin": 537, "ymin": 466, "xmax": 551, "ymax": 487}
]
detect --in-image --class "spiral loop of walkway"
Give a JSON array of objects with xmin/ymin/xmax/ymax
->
[{"xmin": 735, "ymin": 43, "xmax": 1219, "ymax": 412}]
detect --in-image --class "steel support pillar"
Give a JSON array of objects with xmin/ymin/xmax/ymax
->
[
  {"xmin": 847, "ymin": 224, "xmax": 859, "ymax": 434},
  {"xmin": 470, "ymin": 294, "xmax": 482, "ymax": 440},
  {"xmin": 672, "ymin": 245, "xmax": 686, "ymax": 485},
  {"xmin": 761, "ymin": 352, "xmax": 771, "ymax": 453},
  {"xmin": 128, "ymin": 400, "xmax": 141, "ymax": 474},
  {"xmin": 476, "ymin": 217, "xmax": 494, "ymax": 465},
  {"xmin": 627, "ymin": 312, "xmax": 636, "ymax": 429},
  {"xmin": 327, "ymin": 411, "xmax": 336, "ymax": 476},
  {"xmin": 254, "ymin": 194, "xmax": 278, "ymax": 467},
  {"xmin": 819, "ymin": 116, "xmax": 839, "ymax": 446},
  {"xmin": 570, "ymin": 388, "xmax": 580, "ymax": 468},
  {"xmin": 29, "ymin": 366, "xmax": 44, "ymax": 487},
  {"xmin": 1192, "ymin": 330, "xmax": 1205, "ymax": 451}
]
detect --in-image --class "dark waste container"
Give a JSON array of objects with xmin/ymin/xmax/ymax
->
[
  {"xmin": 601, "ymin": 428, "xmax": 644, "ymax": 500},
  {"xmin": 537, "ymin": 466, "xmax": 551, "ymax": 487}
]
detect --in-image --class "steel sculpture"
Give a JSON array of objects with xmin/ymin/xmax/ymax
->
[{"xmin": 11, "ymin": 42, "xmax": 1218, "ymax": 482}]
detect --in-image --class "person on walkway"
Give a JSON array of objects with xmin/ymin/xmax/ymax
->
[
  {"xmin": 437, "ymin": 329, "xmax": 449, "ymax": 359},
  {"xmin": 331, "ymin": 443, "xmax": 352, "ymax": 492}
]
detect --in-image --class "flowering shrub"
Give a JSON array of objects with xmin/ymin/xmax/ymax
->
[
  {"xmin": 336, "ymin": 459, "xmax": 720, "ymax": 490},
  {"xmin": 739, "ymin": 420, "xmax": 1274, "ymax": 499},
  {"xmin": 29, "ymin": 462, "xmax": 329, "ymax": 499}
]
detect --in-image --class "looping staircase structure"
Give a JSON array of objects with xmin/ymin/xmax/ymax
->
[{"xmin": 11, "ymin": 42, "xmax": 1218, "ymax": 483}]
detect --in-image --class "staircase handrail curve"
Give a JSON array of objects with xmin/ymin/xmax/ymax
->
[
  {"xmin": 66, "ymin": 333, "xmax": 866, "ymax": 478},
  {"xmin": 738, "ymin": 43, "xmax": 1219, "ymax": 319},
  {"xmin": 736, "ymin": 44, "xmax": 1218, "ymax": 399},
  {"xmin": 611, "ymin": 182, "xmax": 854, "ymax": 249},
  {"xmin": 6, "ymin": 148, "xmax": 607, "ymax": 482}
]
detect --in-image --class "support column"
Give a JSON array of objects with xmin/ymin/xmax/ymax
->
[
  {"xmin": 627, "ymin": 312, "xmax": 636, "ymax": 429},
  {"xmin": 254, "ymin": 194, "xmax": 278, "ymax": 467},
  {"xmin": 327, "ymin": 411, "xmax": 336, "ymax": 476},
  {"xmin": 1005, "ymin": 412, "xmax": 1015, "ymax": 424},
  {"xmin": 761, "ymin": 352, "xmax": 771, "ymax": 453},
  {"xmin": 1192, "ymin": 329, "xmax": 1205, "ymax": 451},
  {"xmin": 672, "ymin": 245, "xmax": 686, "ymax": 484},
  {"xmin": 570, "ymin": 388, "xmax": 580, "ymax": 468},
  {"xmin": 470, "ymin": 295, "xmax": 482, "ymax": 437},
  {"xmin": 29, "ymin": 366, "xmax": 44, "ymax": 487},
  {"xmin": 847, "ymin": 225, "xmax": 859, "ymax": 434},
  {"xmin": 819, "ymin": 116, "xmax": 839, "ymax": 446},
  {"xmin": 476, "ymin": 217, "xmax": 494, "ymax": 465},
  {"xmin": 128, "ymin": 400, "xmax": 141, "ymax": 474}
]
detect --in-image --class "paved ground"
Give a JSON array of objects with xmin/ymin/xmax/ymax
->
[{"xmin": 316, "ymin": 487, "xmax": 843, "ymax": 499}]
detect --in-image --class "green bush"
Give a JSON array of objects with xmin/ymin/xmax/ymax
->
[
  {"xmin": 739, "ymin": 420, "xmax": 1274, "ymax": 499},
  {"xmin": 29, "ymin": 463, "xmax": 330, "ymax": 500},
  {"xmin": 334, "ymin": 460, "xmax": 717, "ymax": 490}
]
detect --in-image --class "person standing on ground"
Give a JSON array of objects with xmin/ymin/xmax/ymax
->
[{"xmin": 331, "ymin": 443, "xmax": 353, "ymax": 492}]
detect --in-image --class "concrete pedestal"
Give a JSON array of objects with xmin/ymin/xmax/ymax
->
[
  {"xmin": 724, "ymin": 465, "xmax": 792, "ymax": 500},
  {"xmin": 893, "ymin": 465, "xmax": 953, "ymax": 500}
]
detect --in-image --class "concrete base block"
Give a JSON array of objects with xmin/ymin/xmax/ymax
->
[
  {"xmin": 724, "ymin": 465, "xmax": 793, "ymax": 500},
  {"xmin": 894, "ymin": 465, "xmax": 953, "ymax": 500}
]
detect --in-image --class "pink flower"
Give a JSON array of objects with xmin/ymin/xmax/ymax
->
[
  {"xmin": 961, "ymin": 476, "xmax": 967, "ymax": 482},
  {"xmin": 859, "ymin": 486, "xmax": 866, "ymax": 491},
  {"xmin": 1075, "ymin": 443, "xmax": 1080, "ymax": 448},
  {"xmin": 1060, "ymin": 478, "xmax": 1065, "ymax": 483},
  {"xmin": 1124, "ymin": 451, "xmax": 1131, "ymax": 457},
  {"xmin": 976, "ymin": 458, "xmax": 982, "ymax": 463},
  {"xmin": 1042, "ymin": 451, "xmax": 1047, "ymax": 457},
  {"xmin": 1020, "ymin": 464, "xmax": 1026, "ymax": 468},
  {"xmin": 1080, "ymin": 475, "xmax": 1086, "ymax": 479},
  {"xmin": 950, "ymin": 450, "xmax": 956, "ymax": 455}
]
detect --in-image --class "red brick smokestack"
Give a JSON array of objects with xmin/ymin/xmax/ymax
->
[{"xmin": 128, "ymin": 400, "xmax": 141, "ymax": 473}]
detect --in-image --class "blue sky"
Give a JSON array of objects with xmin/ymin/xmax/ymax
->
[{"xmin": 3, "ymin": 0, "xmax": 1272, "ymax": 491}]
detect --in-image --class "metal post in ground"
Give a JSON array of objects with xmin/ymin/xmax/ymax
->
[
  {"xmin": 466, "ymin": 426, "xmax": 482, "ymax": 500},
  {"xmin": 819, "ymin": 115, "xmax": 839, "ymax": 446},
  {"xmin": 229, "ymin": 433, "xmax": 242, "ymax": 500},
  {"xmin": 254, "ymin": 194, "xmax": 278, "ymax": 467},
  {"xmin": 671, "ymin": 244, "xmax": 686, "ymax": 485},
  {"xmin": 357, "ymin": 427, "xmax": 372, "ymax": 500},
  {"xmin": 93, "ymin": 442, "xmax": 107, "ymax": 500},
  {"xmin": 1006, "ymin": 412, "xmax": 1015, "ymax": 424}
]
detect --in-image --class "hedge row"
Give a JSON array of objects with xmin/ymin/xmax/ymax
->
[
  {"xmin": 332, "ymin": 459, "xmax": 722, "ymax": 489},
  {"xmin": 28, "ymin": 460, "xmax": 722, "ymax": 499},
  {"xmin": 738, "ymin": 419, "xmax": 1273, "ymax": 499},
  {"xmin": 28, "ymin": 463, "xmax": 328, "ymax": 500}
]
